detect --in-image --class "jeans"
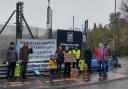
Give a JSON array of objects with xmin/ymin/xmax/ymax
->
[
  {"xmin": 56, "ymin": 60, "xmax": 63, "ymax": 76},
  {"xmin": 50, "ymin": 69, "xmax": 55, "ymax": 80},
  {"xmin": 98, "ymin": 61, "xmax": 107, "ymax": 76},
  {"xmin": 64, "ymin": 62, "xmax": 71, "ymax": 77},
  {"xmin": 87, "ymin": 59, "xmax": 91, "ymax": 73},
  {"xmin": 72, "ymin": 62, "xmax": 76, "ymax": 68},
  {"xmin": 7, "ymin": 62, "xmax": 16, "ymax": 78},
  {"xmin": 72, "ymin": 59, "xmax": 80, "ymax": 68},
  {"xmin": 76, "ymin": 59, "xmax": 80, "ymax": 69},
  {"xmin": 21, "ymin": 62, "xmax": 28, "ymax": 78}
]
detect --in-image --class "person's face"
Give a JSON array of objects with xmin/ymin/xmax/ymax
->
[
  {"xmin": 10, "ymin": 44, "xmax": 14, "ymax": 48},
  {"xmin": 51, "ymin": 55, "xmax": 54, "ymax": 59},
  {"xmin": 58, "ymin": 46, "xmax": 62, "ymax": 50},
  {"xmin": 24, "ymin": 43, "xmax": 28, "ymax": 47},
  {"xmin": 65, "ymin": 46, "xmax": 68, "ymax": 51},
  {"xmin": 99, "ymin": 43, "xmax": 103, "ymax": 48}
]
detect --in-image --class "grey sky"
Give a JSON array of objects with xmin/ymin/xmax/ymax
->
[{"xmin": 0, "ymin": 0, "xmax": 121, "ymax": 30}]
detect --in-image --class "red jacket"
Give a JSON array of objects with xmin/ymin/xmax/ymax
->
[{"xmin": 96, "ymin": 48, "xmax": 107, "ymax": 62}]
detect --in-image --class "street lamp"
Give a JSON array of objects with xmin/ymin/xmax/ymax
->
[{"xmin": 113, "ymin": 0, "xmax": 117, "ymax": 51}]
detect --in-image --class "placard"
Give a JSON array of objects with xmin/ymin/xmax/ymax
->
[{"xmin": 64, "ymin": 53, "xmax": 76, "ymax": 63}]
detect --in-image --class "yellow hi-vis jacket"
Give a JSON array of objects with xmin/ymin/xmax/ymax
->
[
  {"xmin": 79, "ymin": 59, "xmax": 86, "ymax": 71},
  {"xmin": 72, "ymin": 49, "xmax": 81, "ymax": 59},
  {"xmin": 49, "ymin": 59, "xmax": 57, "ymax": 69}
]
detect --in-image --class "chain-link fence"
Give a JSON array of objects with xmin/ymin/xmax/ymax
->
[{"xmin": 0, "ymin": 24, "xmax": 48, "ymax": 62}]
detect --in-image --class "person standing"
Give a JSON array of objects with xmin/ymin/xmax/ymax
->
[
  {"xmin": 64, "ymin": 46, "xmax": 71, "ymax": 77},
  {"xmin": 6, "ymin": 41, "xmax": 18, "ymax": 80},
  {"xmin": 84, "ymin": 48, "xmax": 92, "ymax": 73},
  {"xmin": 19, "ymin": 42, "xmax": 33, "ymax": 79},
  {"xmin": 49, "ymin": 55, "xmax": 57, "ymax": 82},
  {"xmin": 70, "ymin": 47, "xmax": 76, "ymax": 68},
  {"xmin": 55, "ymin": 46, "xmax": 64, "ymax": 77},
  {"xmin": 104, "ymin": 44, "xmax": 111, "ymax": 72},
  {"xmin": 72, "ymin": 47, "xmax": 80, "ymax": 69},
  {"xmin": 96, "ymin": 43, "xmax": 108, "ymax": 78}
]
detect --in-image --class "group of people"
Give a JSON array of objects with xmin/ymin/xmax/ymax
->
[
  {"xmin": 49, "ymin": 43, "xmax": 110, "ymax": 81},
  {"xmin": 49, "ymin": 46, "xmax": 81, "ymax": 81},
  {"xmin": 6, "ymin": 41, "xmax": 33, "ymax": 80},
  {"xmin": 6, "ymin": 41, "xmax": 109, "ymax": 81}
]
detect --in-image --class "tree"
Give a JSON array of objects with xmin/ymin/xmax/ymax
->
[
  {"xmin": 98, "ymin": 24, "xmax": 103, "ymax": 29},
  {"xmin": 93, "ymin": 23, "xmax": 97, "ymax": 31},
  {"xmin": 87, "ymin": 11, "xmax": 128, "ymax": 56},
  {"xmin": 121, "ymin": 0, "xmax": 128, "ymax": 23}
]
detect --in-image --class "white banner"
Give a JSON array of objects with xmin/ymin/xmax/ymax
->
[
  {"xmin": 17, "ymin": 39, "xmax": 56, "ymax": 62},
  {"xmin": 27, "ymin": 63, "xmax": 50, "ymax": 70}
]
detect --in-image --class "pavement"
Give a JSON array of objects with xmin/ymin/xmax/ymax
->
[{"xmin": 0, "ymin": 58, "xmax": 128, "ymax": 89}]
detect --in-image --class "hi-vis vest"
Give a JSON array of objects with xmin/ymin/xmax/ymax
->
[
  {"xmin": 72, "ymin": 49, "xmax": 80, "ymax": 59},
  {"xmin": 79, "ymin": 60, "xmax": 85, "ymax": 71}
]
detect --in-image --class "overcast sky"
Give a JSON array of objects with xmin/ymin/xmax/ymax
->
[{"xmin": 0, "ymin": 0, "xmax": 121, "ymax": 30}]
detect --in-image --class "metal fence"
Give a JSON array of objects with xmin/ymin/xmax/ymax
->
[{"xmin": 0, "ymin": 24, "xmax": 48, "ymax": 61}]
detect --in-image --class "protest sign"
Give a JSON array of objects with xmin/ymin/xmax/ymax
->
[
  {"xmin": 64, "ymin": 53, "xmax": 76, "ymax": 63},
  {"xmin": 17, "ymin": 39, "xmax": 56, "ymax": 62}
]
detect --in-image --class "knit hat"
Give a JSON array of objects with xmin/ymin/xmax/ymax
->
[{"xmin": 10, "ymin": 41, "xmax": 15, "ymax": 45}]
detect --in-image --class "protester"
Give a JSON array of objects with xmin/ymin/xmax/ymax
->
[
  {"xmin": 70, "ymin": 47, "xmax": 76, "ymax": 68},
  {"xmin": 49, "ymin": 55, "xmax": 57, "ymax": 82},
  {"xmin": 96, "ymin": 43, "xmax": 108, "ymax": 78},
  {"xmin": 64, "ymin": 46, "xmax": 71, "ymax": 77},
  {"xmin": 19, "ymin": 42, "xmax": 33, "ymax": 79},
  {"xmin": 104, "ymin": 44, "xmax": 111, "ymax": 72},
  {"xmin": 6, "ymin": 41, "xmax": 18, "ymax": 80},
  {"xmin": 79, "ymin": 59, "xmax": 87, "ymax": 76},
  {"xmin": 55, "ymin": 46, "xmax": 64, "ymax": 77},
  {"xmin": 84, "ymin": 48, "xmax": 92, "ymax": 73},
  {"xmin": 72, "ymin": 47, "xmax": 80, "ymax": 69}
]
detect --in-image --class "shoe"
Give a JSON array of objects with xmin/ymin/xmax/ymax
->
[
  {"xmin": 103, "ymin": 74, "xmax": 107, "ymax": 77},
  {"xmin": 99, "ymin": 75, "xmax": 103, "ymax": 78}
]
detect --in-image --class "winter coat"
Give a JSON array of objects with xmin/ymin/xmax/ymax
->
[
  {"xmin": 96, "ymin": 48, "xmax": 107, "ymax": 62},
  {"xmin": 19, "ymin": 47, "xmax": 33, "ymax": 62},
  {"xmin": 84, "ymin": 50, "xmax": 92, "ymax": 63},
  {"xmin": 6, "ymin": 47, "xmax": 18, "ymax": 62},
  {"xmin": 49, "ymin": 58, "xmax": 57, "ymax": 69}
]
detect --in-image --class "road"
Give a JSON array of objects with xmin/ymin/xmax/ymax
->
[{"xmin": 66, "ymin": 78, "xmax": 128, "ymax": 89}]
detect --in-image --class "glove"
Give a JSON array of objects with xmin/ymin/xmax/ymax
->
[{"xmin": 6, "ymin": 62, "xmax": 8, "ymax": 64}]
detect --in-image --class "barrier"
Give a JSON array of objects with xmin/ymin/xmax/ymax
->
[
  {"xmin": 91, "ymin": 57, "xmax": 113, "ymax": 70},
  {"xmin": 0, "ymin": 63, "xmax": 50, "ymax": 78}
]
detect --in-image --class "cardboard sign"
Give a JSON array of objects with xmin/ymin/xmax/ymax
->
[
  {"xmin": 64, "ymin": 53, "xmax": 76, "ymax": 63},
  {"xmin": 70, "ymin": 68, "xmax": 78, "ymax": 78}
]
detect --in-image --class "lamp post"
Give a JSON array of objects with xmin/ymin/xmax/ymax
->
[{"xmin": 113, "ymin": 0, "xmax": 117, "ymax": 51}]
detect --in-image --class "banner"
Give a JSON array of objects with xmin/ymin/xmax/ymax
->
[
  {"xmin": 64, "ymin": 53, "xmax": 76, "ymax": 63},
  {"xmin": 27, "ymin": 63, "xmax": 50, "ymax": 70},
  {"xmin": 17, "ymin": 39, "xmax": 56, "ymax": 62}
]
